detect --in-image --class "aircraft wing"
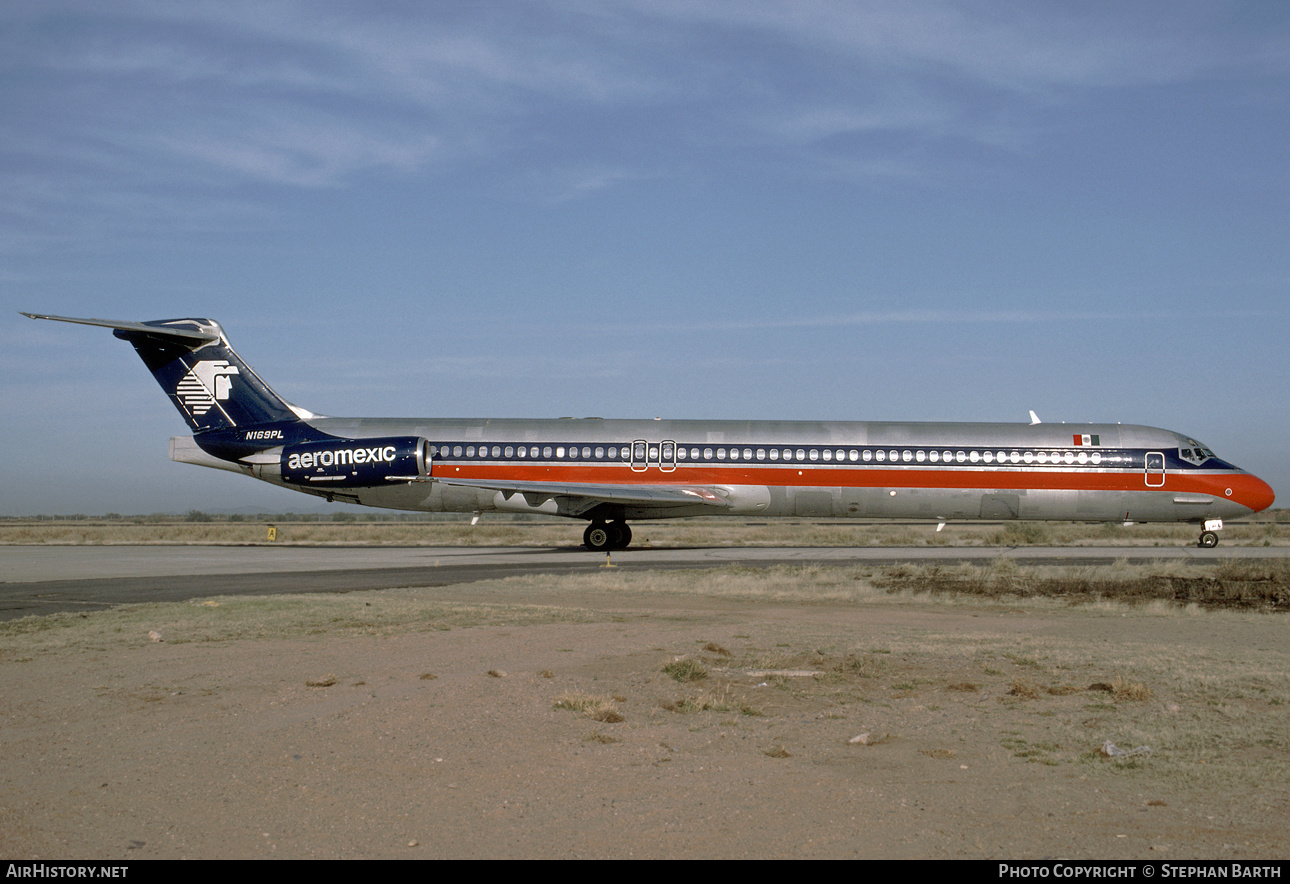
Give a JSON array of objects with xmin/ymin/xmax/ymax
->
[{"xmin": 430, "ymin": 477, "xmax": 731, "ymax": 516}]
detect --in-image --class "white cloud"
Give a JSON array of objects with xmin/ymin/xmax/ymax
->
[{"xmin": 3, "ymin": 2, "xmax": 1288, "ymax": 247}]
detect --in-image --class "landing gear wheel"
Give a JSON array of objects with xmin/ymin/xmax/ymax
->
[
  {"xmin": 584, "ymin": 522, "xmax": 611, "ymax": 552},
  {"xmin": 1198, "ymin": 531, "xmax": 1219, "ymax": 548},
  {"xmin": 608, "ymin": 521, "xmax": 632, "ymax": 550}
]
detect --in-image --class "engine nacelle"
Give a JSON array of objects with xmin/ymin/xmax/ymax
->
[{"xmin": 281, "ymin": 436, "xmax": 429, "ymax": 488}]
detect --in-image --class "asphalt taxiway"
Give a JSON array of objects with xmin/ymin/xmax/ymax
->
[{"xmin": 2, "ymin": 543, "xmax": 1286, "ymax": 620}]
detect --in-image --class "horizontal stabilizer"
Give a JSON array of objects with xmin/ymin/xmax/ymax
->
[{"xmin": 22, "ymin": 313, "xmax": 220, "ymax": 344}]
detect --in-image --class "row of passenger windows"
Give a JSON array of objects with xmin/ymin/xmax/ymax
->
[{"xmin": 432, "ymin": 443, "xmax": 1107, "ymax": 466}]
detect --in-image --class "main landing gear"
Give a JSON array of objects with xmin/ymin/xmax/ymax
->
[{"xmin": 583, "ymin": 520, "xmax": 632, "ymax": 552}]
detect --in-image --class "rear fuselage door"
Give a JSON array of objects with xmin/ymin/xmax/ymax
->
[{"xmin": 659, "ymin": 440, "xmax": 677, "ymax": 472}]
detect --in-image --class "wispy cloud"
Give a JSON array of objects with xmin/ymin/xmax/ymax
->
[
  {"xmin": 420, "ymin": 307, "xmax": 1181, "ymax": 341},
  {"xmin": 4, "ymin": 2, "xmax": 1288, "ymax": 249}
]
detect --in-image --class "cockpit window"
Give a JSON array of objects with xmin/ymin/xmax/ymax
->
[{"xmin": 1178, "ymin": 439, "xmax": 1216, "ymax": 465}]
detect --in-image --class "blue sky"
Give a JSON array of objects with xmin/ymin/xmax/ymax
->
[{"xmin": 3, "ymin": 1, "xmax": 1287, "ymax": 515}]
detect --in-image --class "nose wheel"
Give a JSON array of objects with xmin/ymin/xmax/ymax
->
[
  {"xmin": 583, "ymin": 520, "xmax": 632, "ymax": 551},
  {"xmin": 1197, "ymin": 519, "xmax": 1223, "ymax": 548}
]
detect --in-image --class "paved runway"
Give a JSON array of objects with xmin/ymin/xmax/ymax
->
[{"xmin": 3, "ymin": 543, "xmax": 1286, "ymax": 620}]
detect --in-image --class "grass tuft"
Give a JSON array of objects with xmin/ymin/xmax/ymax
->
[
  {"xmin": 1008, "ymin": 678, "xmax": 1041, "ymax": 700},
  {"xmin": 553, "ymin": 691, "xmax": 624, "ymax": 723},
  {"xmin": 1110, "ymin": 675, "xmax": 1152, "ymax": 703},
  {"xmin": 663, "ymin": 658, "xmax": 708, "ymax": 682}
]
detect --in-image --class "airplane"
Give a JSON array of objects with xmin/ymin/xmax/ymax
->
[{"xmin": 23, "ymin": 312, "xmax": 1275, "ymax": 550}]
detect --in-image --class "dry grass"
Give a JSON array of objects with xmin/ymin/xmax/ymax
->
[
  {"xmin": 874, "ymin": 559, "xmax": 1290, "ymax": 610},
  {"xmin": 661, "ymin": 688, "xmax": 733, "ymax": 714},
  {"xmin": 1008, "ymin": 678, "xmax": 1042, "ymax": 700},
  {"xmin": 921, "ymin": 748, "xmax": 957, "ymax": 759},
  {"xmin": 553, "ymin": 691, "xmax": 625, "ymax": 723},
  {"xmin": 2, "ymin": 561, "xmax": 1287, "ymax": 804},
  {"xmin": 3, "ymin": 513, "xmax": 1286, "ymax": 548},
  {"xmin": 662, "ymin": 658, "xmax": 708, "ymax": 682},
  {"xmin": 1110, "ymin": 675, "xmax": 1152, "ymax": 703},
  {"xmin": 0, "ymin": 591, "xmax": 602, "ymax": 657}
]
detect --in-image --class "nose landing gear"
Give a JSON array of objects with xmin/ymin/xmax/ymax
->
[
  {"xmin": 583, "ymin": 520, "xmax": 632, "ymax": 552},
  {"xmin": 1197, "ymin": 518, "xmax": 1223, "ymax": 548}
]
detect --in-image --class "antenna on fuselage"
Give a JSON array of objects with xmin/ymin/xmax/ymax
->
[{"xmin": 1029, "ymin": 410, "xmax": 1042, "ymax": 425}]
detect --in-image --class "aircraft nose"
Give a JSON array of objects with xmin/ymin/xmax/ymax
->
[{"xmin": 1230, "ymin": 472, "xmax": 1276, "ymax": 514}]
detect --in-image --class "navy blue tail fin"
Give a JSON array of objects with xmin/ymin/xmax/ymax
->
[{"xmin": 22, "ymin": 313, "xmax": 305, "ymax": 432}]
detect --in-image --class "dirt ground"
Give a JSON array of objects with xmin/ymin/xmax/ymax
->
[{"xmin": 2, "ymin": 576, "xmax": 1287, "ymax": 860}]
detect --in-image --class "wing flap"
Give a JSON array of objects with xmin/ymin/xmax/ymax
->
[{"xmin": 432, "ymin": 477, "xmax": 731, "ymax": 511}]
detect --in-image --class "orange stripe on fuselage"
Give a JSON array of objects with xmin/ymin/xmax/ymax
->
[{"xmin": 438, "ymin": 463, "xmax": 1253, "ymax": 499}]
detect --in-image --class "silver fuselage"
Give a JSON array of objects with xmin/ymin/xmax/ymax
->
[{"xmin": 207, "ymin": 416, "xmax": 1270, "ymax": 524}]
